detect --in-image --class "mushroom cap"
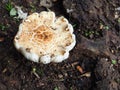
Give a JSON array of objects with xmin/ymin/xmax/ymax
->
[{"xmin": 14, "ymin": 11, "xmax": 76, "ymax": 64}]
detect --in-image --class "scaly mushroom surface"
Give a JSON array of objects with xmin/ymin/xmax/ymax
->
[{"xmin": 14, "ymin": 11, "xmax": 76, "ymax": 64}]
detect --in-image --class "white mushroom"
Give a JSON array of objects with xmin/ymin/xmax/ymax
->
[{"xmin": 14, "ymin": 11, "xmax": 76, "ymax": 64}]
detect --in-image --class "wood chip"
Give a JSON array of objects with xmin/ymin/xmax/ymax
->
[
  {"xmin": 80, "ymin": 72, "xmax": 91, "ymax": 77},
  {"xmin": 0, "ymin": 37, "xmax": 4, "ymax": 42},
  {"xmin": 76, "ymin": 65, "xmax": 83, "ymax": 73},
  {"xmin": 2, "ymin": 68, "xmax": 7, "ymax": 73},
  {"xmin": 71, "ymin": 61, "xmax": 79, "ymax": 67}
]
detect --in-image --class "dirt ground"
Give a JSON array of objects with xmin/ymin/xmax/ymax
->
[{"xmin": 0, "ymin": 0, "xmax": 120, "ymax": 90}]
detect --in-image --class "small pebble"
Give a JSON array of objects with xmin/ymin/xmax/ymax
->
[
  {"xmin": 58, "ymin": 74, "xmax": 63, "ymax": 78},
  {"xmin": 64, "ymin": 73, "xmax": 68, "ymax": 77}
]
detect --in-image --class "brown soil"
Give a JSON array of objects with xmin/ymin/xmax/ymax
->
[{"xmin": 0, "ymin": 0, "xmax": 120, "ymax": 90}]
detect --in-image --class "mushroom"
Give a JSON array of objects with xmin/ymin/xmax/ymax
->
[{"xmin": 14, "ymin": 11, "xmax": 76, "ymax": 64}]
